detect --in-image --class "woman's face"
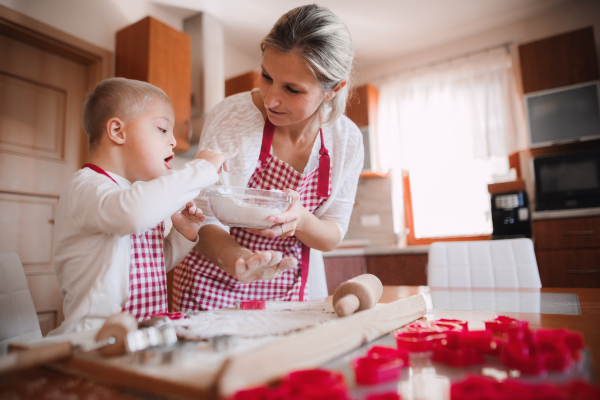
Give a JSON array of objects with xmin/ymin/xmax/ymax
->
[{"xmin": 259, "ymin": 47, "xmax": 333, "ymax": 128}]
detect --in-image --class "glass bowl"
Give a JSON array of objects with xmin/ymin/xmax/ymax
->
[{"xmin": 204, "ymin": 186, "xmax": 294, "ymax": 229}]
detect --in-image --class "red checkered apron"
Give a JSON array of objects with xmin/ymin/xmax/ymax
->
[
  {"xmin": 82, "ymin": 164, "xmax": 168, "ymax": 321},
  {"xmin": 173, "ymin": 118, "xmax": 332, "ymax": 311}
]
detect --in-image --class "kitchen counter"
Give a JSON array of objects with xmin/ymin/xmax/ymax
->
[
  {"xmin": 323, "ymin": 244, "xmax": 429, "ymax": 257},
  {"xmin": 532, "ymin": 207, "xmax": 600, "ymax": 220}
]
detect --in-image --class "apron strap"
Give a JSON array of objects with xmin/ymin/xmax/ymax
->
[
  {"xmin": 82, "ymin": 163, "xmax": 119, "ymax": 186},
  {"xmin": 299, "ymin": 244, "xmax": 311, "ymax": 302},
  {"xmin": 317, "ymin": 128, "xmax": 330, "ymax": 197},
  {"xmin": 259, "ymin": 118, "xmax": 276, "ymax": 163}
]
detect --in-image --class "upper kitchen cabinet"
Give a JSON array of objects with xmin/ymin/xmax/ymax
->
[
  {"xmin": 225, "ymin": 71, "xmax": 259, "ymax": 97},
  {"xmin": 345, "ymin": 84, "xmax": 385, "ymax": 177},
  {"xmin": 518, "ymin": 27, "xmax": 599, "ymax": 94},
  {"xmin": 116, "ymin": 17, "xmax": 192, "ymax": 153}
]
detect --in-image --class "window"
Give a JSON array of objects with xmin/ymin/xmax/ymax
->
[{"xmin": 377, "ymin": 47, "xmax": 527, "ymax": 240}]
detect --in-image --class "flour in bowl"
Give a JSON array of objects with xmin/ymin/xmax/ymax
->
[{"xmin": 210, "ymin": 195, "xmax": 283, "ymax": 228}]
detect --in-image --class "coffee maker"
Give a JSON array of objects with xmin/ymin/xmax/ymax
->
[{"xmin": 491, "ymin": 191, "xmax": 531, "ymax": 239}]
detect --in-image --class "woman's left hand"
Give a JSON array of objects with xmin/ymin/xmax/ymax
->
[{"xmin": 246, "ymin": 189, "xmax": 304, "ymax": 239}]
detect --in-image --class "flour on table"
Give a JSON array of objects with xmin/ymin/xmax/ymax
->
[{"xmin": 173, "ymin": 301, "xmax": 337, "ymax": 341}]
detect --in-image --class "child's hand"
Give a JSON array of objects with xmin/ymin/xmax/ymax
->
[
  {"xmin": 171, "ymin": 201, "xmax": 205, "ymax": 241},
  {"xmin": 195, "ymin": 148, "xmax": 239, "ymax": 173},
  {"xmin": 234, "ymin": 251, "xmax": 297, "ymax": 284}
]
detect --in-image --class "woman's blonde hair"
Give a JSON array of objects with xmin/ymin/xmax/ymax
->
[{"xmin": 260, "ymin": 4, "xmax": 353, "ymax": 125}]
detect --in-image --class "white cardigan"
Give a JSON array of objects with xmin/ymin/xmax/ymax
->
[
  {"xmin": 50, "ymin": 160, "xmax": 218, "ymax": 334},
  {"xmin": 196, "ymin": 91, "xmax": 364, "ymax": 239}
]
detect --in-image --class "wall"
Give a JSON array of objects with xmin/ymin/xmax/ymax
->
[
  {"xmin": 225, "ymin": 44, "xmax": 259, "ymax": 80},
  {"xmin": 0, "ymin": 0, "xmax": 192, "ymax": 53},
  {"xmin": 359, "ymin": 0, "xmax": 600, "ymax": 86}
]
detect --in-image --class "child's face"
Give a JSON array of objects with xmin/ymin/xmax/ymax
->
[{"xmin": 123, "ymin": 98, "xmax": 176, "ymax": 182}]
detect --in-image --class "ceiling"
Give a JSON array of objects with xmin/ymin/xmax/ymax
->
[{"xmin": 153, "ymin": 0, "xmax": 576, "ymax": 67}]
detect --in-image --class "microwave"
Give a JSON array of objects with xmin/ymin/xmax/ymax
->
[{"xmin": 534, "ymin": 149, "xmax": 600, "ymax": 211}]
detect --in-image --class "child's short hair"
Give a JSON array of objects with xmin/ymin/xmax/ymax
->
[{"xmin": 82, "ymin": 78, "xmax": 172, "ymax": 151}]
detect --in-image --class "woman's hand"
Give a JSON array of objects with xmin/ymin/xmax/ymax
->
[
  {"xmin": 235, "ymin": 251, "xmax": 297, "ymax": 284},
  {"xmin": 246, "ymin": 189, "xmax": 305, "ymax": 239}
]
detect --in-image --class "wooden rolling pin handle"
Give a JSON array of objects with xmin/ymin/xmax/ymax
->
[
  {"xmin": 334, "ymin": 294, "xmax": 361, "ymax": 317},
  {"xmin": 0, "ymin": 341, "xmax": 72, "ymax": 374}
]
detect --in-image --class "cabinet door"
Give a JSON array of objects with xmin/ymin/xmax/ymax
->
[
  {"xmin": 519, "ymin": 27, "xmax": 599, "ymax": 93},
  {"xmin": 367, "ymin": 255, "xmax": 428, "ymax": 286},
  {"xmin": 323, "ymin": 256, "xmax": 367, "ymax": 295},
  {"xmin": 225, "ymin": 72, "xmax": 259, "ymax": 97},
  {"xmin": 533, "ymin": 217, "xmax": 600, "ymax": 250},
  {"xmin": 536, "ymin": 249, "xmax": 600, "ymax": 288},
  {"xmin": 116, "ymin": 17, "xmax": 191, "ymax": 153}
]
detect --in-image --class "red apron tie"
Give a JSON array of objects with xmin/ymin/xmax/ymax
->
[{"xmin": 82, "ymin": 163, "xmax": 119, "ymax": 186}]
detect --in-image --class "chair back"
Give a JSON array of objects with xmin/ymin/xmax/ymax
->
[
  {"xmin": 0, "ymin": 252, "xmax": 43, "ymax": 354},
  {"xmin": 427, "ymin": 239, "xmax": 542, "ymax": 288}
]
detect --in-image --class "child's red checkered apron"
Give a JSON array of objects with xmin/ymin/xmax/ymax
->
[
  {"xmin": 82, "ymin": 164, "xmax": 168, "ymax": 321},
  {"xmin": 173, "ymin": 118, "xmax": 331, "ymax": 311}
]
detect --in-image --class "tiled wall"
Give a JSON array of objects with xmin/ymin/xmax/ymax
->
[{"xmin": 344, "ymin": 173, "xmax": 397, "ymax": 247}]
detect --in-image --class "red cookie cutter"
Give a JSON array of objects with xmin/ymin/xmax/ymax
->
[
  {"xmin": 484, "ymin": 316, "xmax": 528, "ymax": 335},
  {"xmin": 236, "ymin": 300, "xmax": 266, "ymax": 310},
  {"xmin": 352, "ymin": 356, "xmax": 403, "ymax": 385},
  {"xmin": 432, "ymin": 330, "xmax": 493, "ymax": 367},
  {"xmin": 367, "ymin": 346, "xmax": 410, "ymax": 367},
  {"xmin": 499, "ymin": 325, "xmax": 586, "ymax": 374},
  {"xmin": 366, "ymin": 393, "xmax": 401, "ymax": 400},
  {"xmin": 395, "ymin": 331, "xmax": 447, "ymax": 353},
  {"xmin": 283, "ymin": 369, "xmax": 348, "ymax": 400},
  {"xmin": 501, "ymin": 327, "xmax": 547, "ymax": 375},
  {"xmin": 537, "ymin": 328, "xmax": 585, "ymax": 361},
  {"xmin": 452, "ymin": 376, "xmax": 600, "ymax": 400},
  {"xmin": 395, "ymin": 319, "xmax": 465, "ymax": 353}
]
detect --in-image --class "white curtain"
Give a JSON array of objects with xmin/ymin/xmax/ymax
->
[{"xmin": 377, "ymin": 47, "xmax": 527, "ymax": 238}]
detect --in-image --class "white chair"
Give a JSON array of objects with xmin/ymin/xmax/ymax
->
[
  {"xmin": 427, "ymin": 238, "xmax": 542, "ymax": 289},
  {"xmin": 0, "ymin": 252, "xmax": 43, "ymax": 354}
]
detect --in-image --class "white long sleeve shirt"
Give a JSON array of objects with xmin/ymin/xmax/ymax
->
[
  {"xmin": 196, "ymin": 91, "xmax": 364, "ymax": 241},
  {"xmin": 50, "ymin": 159, "xmax": 218, "ymax": 335}
]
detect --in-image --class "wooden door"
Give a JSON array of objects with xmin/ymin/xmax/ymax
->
[{"xmin": 0, "ymin": 33, "xmax": 88, "ymax": 335}]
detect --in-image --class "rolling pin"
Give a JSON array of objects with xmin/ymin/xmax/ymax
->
[
  {"xmin": 332, "ymin": 274, "xmax": 383, "ymax": 317},
  {"xmin": 0, "ymin": 312, "xmax": 138, "ymax": 374}
]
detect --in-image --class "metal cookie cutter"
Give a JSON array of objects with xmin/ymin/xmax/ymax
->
[{"xmin": 125, "ymin": 325, "xmax": 185, "ymax": 365}]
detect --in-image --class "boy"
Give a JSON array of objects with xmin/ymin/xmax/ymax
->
[{"xmin": 50, "ymin": 78, "xmax": 236, "ymax": 334}]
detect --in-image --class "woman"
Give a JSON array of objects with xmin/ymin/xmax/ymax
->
[{"xmin": 173, "ymin": 4, "xmax": 363, "ymax": 310}]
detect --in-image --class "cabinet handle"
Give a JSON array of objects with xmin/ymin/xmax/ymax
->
[
  {"xmin": 562, "ymin": 230, "xmax": 595, "ymax": 236},
  {"xmin": 566, "ymin": 269, "xmax": 600, "ymax": 274}
]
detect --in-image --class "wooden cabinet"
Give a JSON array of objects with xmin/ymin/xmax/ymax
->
[
  {"xmin": 345, "ymin": 84, "xmax": 378, "ymax": 128},
  {"xmin": 345, "ymin": 84, "xmax": 381, "ymax": 175},
  {"xmin": 323, "ymin": 256, "xmax": 367, "ymax": 295},
  {"xmin": 518, "ymin": 27, "xmax": 599, "ymax": 93},
  {"xmin": 116, "ymin": 17, "xmax": 191, "ymax": 153},
  {"xmin": 533, "ymin": 216, "xmax": 600, "ymax": 287},
  {"xmin": 367, "ymin": 255, "xmax": 428, "ymax": 286},
  {"xmin": 323, "ymin": 253, "xmax": 428, "ymax": 294},
  {"xmin": 225, "ymin": 71, "xmax": 259, "ymax": 97}
]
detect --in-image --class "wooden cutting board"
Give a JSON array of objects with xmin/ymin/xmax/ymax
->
[{"xmin": 38, "ymin": 294, "xmax": 426, "ymax": 400}]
